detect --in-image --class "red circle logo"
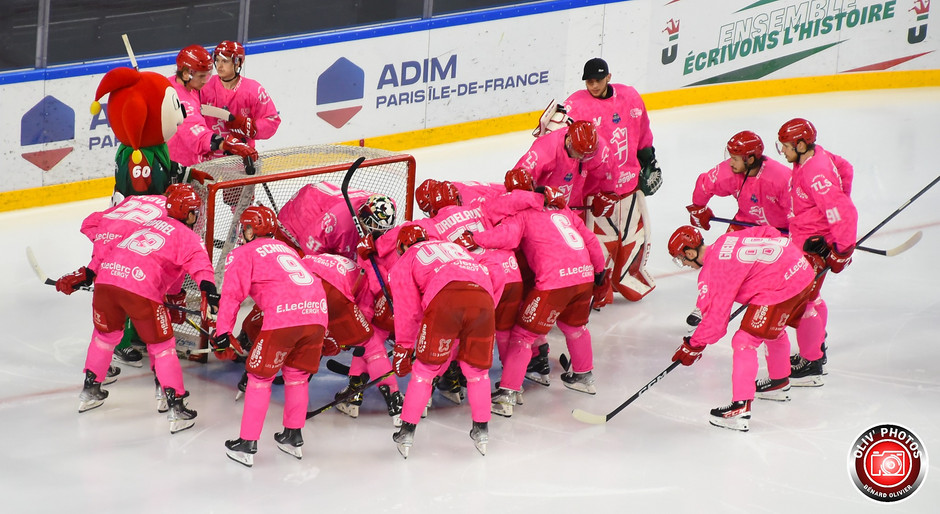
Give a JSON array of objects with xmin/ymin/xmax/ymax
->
[{"xmin": 849, "ymin": 424, "xmax": 928, "ymax": 502}]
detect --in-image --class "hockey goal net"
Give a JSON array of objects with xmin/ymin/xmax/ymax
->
[{"xmin": 175, "ymin": 144, "xmax": 416, "ymax": 360}]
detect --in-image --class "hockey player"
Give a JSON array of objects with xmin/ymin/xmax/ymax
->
[
  {"xmin": 461, "ymin": 184, "xmax": 606, "ymax": 416},
  {"xmin": 667, "ymin": 225, "xmax": 816, "ymax": 432},
  {"xmin": 214, "ymin": 206, "xmax": 330, "ymax": 467},
  {"xmin": 202, "ymin": 40, "xmax": 281, "ymax": 159},
  {"xmin": 167, "ymin": 44, "xmax": 256, "ymax": 166},
  {"xmin": 388, "ymin": 224, "xmax": 497, "ymax": 458},
  {"xmin": 777, "ymin": 118, "xmax": 858, "ymax": 385},
  {"xmin": 59, "ymin": 185, "xmax": 218, "ymax": 434},
  {"xmin": 561, "ymin": 57, "xmax": 662, "ymax": 304},
  {"xmin": 683, "ymin": 130, "xmax": 793, "ymax": 328}
]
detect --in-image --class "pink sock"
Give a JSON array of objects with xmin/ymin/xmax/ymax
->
[
  {"xmin": 796, "ymin": 298, "xmax": 826, "ymax": 360},
  {"xmin": 348, "ymin": 355, "xmax": 367, "ymax": 377},
  {"xmin": 766, "ymin": 331, "xmax": 792, "ymax": 380},
  {"xmin": 365, "ymin": 350, "xmax": 397, "ymax": 391},
  {"xmin": 400, "ymin": 361, "xmax": 440, "ymax": 424},
  {"xmin": 461, "ymin": 362, "xmax": 492, "ymax": 423},
  {"xmin": 499, "ymin": 327, "xmax": 538, "ymax": 391},
  {"xmin": 241, "ymin": 373, "xmax": 274, "ymax": 440},
  {"xmin": 281, "ymin": 366, "xmax": 309, "ymax": 430},
  {"xmin": 557, "ymin": 321, "xmax": 593, "ymax": 373},
  {"xmin": 151, "ymin": 338, "xmax": 185, "ymax": 394},
  {"xmin": 730, "ymin": 331, "xmax": 760, "ymax": 401},
  {"xmin": 84, "ymin": 329, "xmax": 122, "ymax": 380},
  {"xmin": 496, "ymin": 330, "xmax": 510, "ymax": 365}
]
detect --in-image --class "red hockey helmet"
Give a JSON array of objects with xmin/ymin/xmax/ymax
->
[
  {"xmin": 358, "ymin": 194, "xmax": 397, "ymax": 234},
  {"xmin": 176, "ymin": 45, "xmax": 212, "ymax": 73},
  {"xmin": 667, "ymin": 225, "xmax": 704, "ymax": 260},
  {"xmin": 240, "ymin": 205, "xmax": 277, "ymax": 238},
  {"xmin": 429, "ymin": 181, "xmax": 461, "ymax": 212},
  {"xmin": 726, "ymin": 130, "xmax": 764, "ymax": 161},
  {"xmin": 415, "ymin": 178, "xmax": 439, "ymax": 215},
  {"xmin": 504, "ymin": 167, "xmax": 534, "ymax": 192},
  {"xmin": 165, "ymin": 184, "xmax": 201, "ymax": 222},
  {"xmin": 214, "ymin": 40, "xmax": 245, "ymax": 72},
  {"xmin": 567, "ymin": 120, "xmax": 598, "ymax": 159},
  {"xmin": 778, "ymin": 118, "xmax": 817, "ymax": 146},
  {"xmin": 396, "ymin": 223, "xmax": 429, "ymax": 255}
]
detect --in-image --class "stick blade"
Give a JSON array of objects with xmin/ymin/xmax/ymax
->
[
  {"xmin": 886, "ymin": 230, "xmax": 922, "ymax": 256},
  {"xmin": 25, "ymin": 246, "xmax": 52, "ymax": 284},
  {"xmin": 571, "ymin": 408, "xmax": 608, "ymax": 425}
]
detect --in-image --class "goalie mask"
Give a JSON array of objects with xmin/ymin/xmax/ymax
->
[{"xmin": 358, "ymin": 194, "xmax": 397, "ymax": 235}]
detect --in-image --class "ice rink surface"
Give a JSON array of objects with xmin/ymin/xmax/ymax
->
[{"xmin": 2, "ymin": 88, "xmax": 938, "ymax": 512}]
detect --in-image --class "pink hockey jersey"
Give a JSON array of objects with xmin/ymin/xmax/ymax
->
[
  {"xmin": 94, "ymin": 216, "xmax": 215, "ymax": 304},
  {"xmin": 817, "ymin": 144, "xmax": 854, "ymax": 196},
  {"xmin": 278, "ymin": 183, "xmax": 375, "ymax": 259},
  {"xmin": 473, "ymin": 193, "xmax": 605, "ymax": 290},
  {"xmin": 514, "ymin": 128, "xmax": 610, "ymax": 208},
  {"xmin": 165, "ymin": 75, "xmax": 215, "ymax": 166},
  {"xmin": 201, "ymin": 75, "xmax": 281, "ymax": 159},
  {"xmin": 452, "ymin": 181, "xmax": 505, "ymax": 209},
  {"xmin": 691, "ymin": 158, "xmax": 792, "ymax": 231},
  {"xmin": 81, "ymin": 195, "xmax": 168, "ymax": 275},
  {"xmin": 389, "ymin": 239, "xmax": 496, "ymax": 344},
  {"xmin": 788, "ymin": 146, "xmax": 858, "ymax": 252},
  {"xmin": 216, "ymin": 238, "xmax": 328, "ymax": 336},
  {"xmin": 689, "ymin": 226, "xmax": 815, "ymax": 347},
  {"xmin": 564, "ymin": 84, "xmax": 653, "ymax": 196},
  {"xmin": 301, "ymin": 253, "xmax": 366, "ymax": 305}
]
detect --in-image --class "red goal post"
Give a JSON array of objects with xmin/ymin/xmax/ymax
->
[{"xmin": 175, "ymin": 144, "xmax": 416, "ymax": 360}]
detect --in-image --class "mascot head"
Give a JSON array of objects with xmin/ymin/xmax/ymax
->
[{"xmin": 90, "ymin": 67, "xmax": 184, "ymax": 164}]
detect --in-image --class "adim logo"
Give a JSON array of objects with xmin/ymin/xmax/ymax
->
[
  {"xmin": 316, "ymin": 57, "xmax": 364, "ymax": 129},
  {"xmin": 20, "ymin": 96, "xmax": 75, "ymax": 171}
]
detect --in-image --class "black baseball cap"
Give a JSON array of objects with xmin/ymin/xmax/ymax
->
[{"xmin": 582, "ymin": 58, "xmax": 610, "ymax": 80}]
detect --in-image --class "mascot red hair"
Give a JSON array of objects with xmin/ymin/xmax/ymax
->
[{"xmin": 91, "ymin": 67, "xmax": 185, "ymax": 197}]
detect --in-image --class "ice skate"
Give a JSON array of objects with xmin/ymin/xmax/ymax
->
[
  {"xmin": 524, "ymin": 343, "xmax": 551, "ymax": 386},
  {"xmin": 102, "ymin": 365, "xmax": 120, "ymax": 386},
  {"xmin": 686, "ymin": 307, "xmax": 702, "ymax": 333},
  {"xmin": 78, "ymin": 370, "xmax": 108, "ymax": 413},
  {"xmin": 790, "ymin": 341, "xmax": 827, "ymax": 374},
  {"xmin": 334, "ymin": 374, "xmax": 366, "ymax": 418},
  {"xmin": 437, "ymin": 361, "xmax": 465, "ymax": 404},
  {"xmin": 755, "ymin": 377, "xmax": 791, "ymax": 402},
  {"xmin": 225, "ymin": 438, "xmax": 258, "ymax": 467},
  {"xmin": 164, "ymin": 387, "xmax": 196, "ymax": 434},
  {"xmin": 790, "ymin": 357, "xmax": 824, "ymax": 387},
  {"xmin": 561, "ymin": 370, "xmax": 596, "ymax": 395},
  {"xmin": 274, "ymin": 427, "xmax": 304, "ymax": 459},
  {"xmin": 393, "ymin": 421, "xmax": 416, "ymax": 459},
  {"xmin": 709, "ymin": 400, "xmax": 751, "ymax": 432},
  {"xmin": 154, "ymin": 374, "xmax": 168, "ymax": 413},
  {"xmin": 112, "ymin": 345, "xmax": 143, "ymax": 368},
  {"xmin": 235, "ymin": 371, "xmax": 248, "ymax": 401},
  {"xmin": 490, "ymin": 387, "xmax": 518, "ymax": 417},
  {"xmin": 469, "ymin": 421, "xmax": 488, "ymax": 456},
  {"xmin": 379, "ymin": 385, "xmax": 404, "ymax": 427}
]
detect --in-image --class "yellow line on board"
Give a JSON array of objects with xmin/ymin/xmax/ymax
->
[{"xmin": 4, "ymin": 70, "xmax": 938, "ymax": 212}]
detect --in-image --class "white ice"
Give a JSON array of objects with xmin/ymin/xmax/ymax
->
[{"xmin": 2, "ymin": 88, "xmax": 938, "ymax": 512}]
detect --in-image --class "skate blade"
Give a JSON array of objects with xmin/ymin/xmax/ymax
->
[
  {"xmin": 562, "ymin": 382, "xmax": 597, "ymax": 395},
  {"xmin": 112, "ymin": 355, "xmax": 144, "ymax": 368},
  {"xmin": 156, "ymin": 399, "xmax": 169, "ymax": 413},
  {"xmin": 226, "ymin": 451, "xmax": 254, "ymax": 467},
  {"xmin": 78, "ymin": 399, "xmax": 105, "ymax": 413},
  {"xmin": 755, "ymin": 391, "xmax": 791, "ymax": 402},
  {"xmin": 709, "ymin": 417, "xmax": 750, "ymax": 432},
  {"xmin": 474, "ymin": 441, "xmax": 487, "ymax": 456},
  {"xmin": 335, "ymin": 403, "xmax": 360, "ymax": 418},
  {"xmin": 392, "ymin": 414, "xmax": 403, "ymax": 428},
  {"xmin": 234, "ymin": 390, "xmax": 244, "ymax": 402},
  {"xmin": 790, "ymin": 376, "xmax": 824, "ymax": 387},
  {"xmin": 396, "ymin": 443, "xmax": 411, "ymax": 459},
  {"xmin": 490, "ymin": 403, "xmax": 513, "ymax": 418},
  {"xmin": 170, "ymin": 419, "xmax": 196, "ymax": 434},
  {"xmin": 524, "ymin": 372, "xmax": 550, "ymax": 387},
  {"xmin": 276, "ymin": 443, "xmax": 303, "ymax": 460},
  {"xmin": 440, "ymin": 390, "xmax": 463, "ymax": 405}
]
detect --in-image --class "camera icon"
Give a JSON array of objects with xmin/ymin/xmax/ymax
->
[{"xmin": 869, "ymin": 450, "xmax": 906, "ymax": 477}]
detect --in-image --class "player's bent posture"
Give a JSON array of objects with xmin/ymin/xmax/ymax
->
[
  {"xmin": 777, "ymin": 118, "xmax": 857, "ymax": 385},
  {"xmin": 388, "ymin": 224, "xmax": 497, "ymax": 458},
  {"xmin": 463, "ymin": 182, "xmax": 606, "ymax": 416},
  {"xmin": 214, "ymin": 206, "xmax": 330, "ymax": 467},
  {"xmin": 61, "ymin": 185, "xmax": 218, "ymax": 434},
  {"xmin": 667, "ymin": 225, "xmax": 817, "ymax": 432}
]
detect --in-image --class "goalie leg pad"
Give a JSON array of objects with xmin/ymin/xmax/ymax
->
[{"xmin": 610, "ymin": 193, "xmax": 655, "ymax": 301}]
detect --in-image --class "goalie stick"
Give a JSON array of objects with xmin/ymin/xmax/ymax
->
[
  {"xmin": 121, "ymin": 33, "xmax": 138, "ymax": 70},
  {"xmin": 572, "ymin": 181, "xmax": 940, "ymax": 425},
  {"xmin": 305, "ymin": 370, "xmax": 395, "ymax": 419},
  {"xmin": 708, "ymin": 216, "xmax": 923, "ymax": 257}
]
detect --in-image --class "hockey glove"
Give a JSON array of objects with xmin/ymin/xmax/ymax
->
[
  {"xmin": 672, "ymin": 336, "xmax": 705, "ymax": 366},
  {"xmin": 592, "ymin": 270, "xmax": 612, "ymax": 307},
  {"xmin": 356, "ymin": 233, "xmax": 377, "ymax": 260},
  {"xmin": 227, "ymin": 115, "xmax": 257, "ymax": 140},
  {"xmin": 321, "ymin": 335, "xmax": 341, "ymax": 357},
  {"xmin": 802, "ymin": 235, "xmax": 832, "ymax": 259},
  {"xmin": 200, "ymin": 280, "xmax": 220, "ymax": 327},
  {"xmin": 211, "ymin": 331, "xmax": 232, "ymax": 350},
  {"xmin": 538, "ymin": 186, "xmax": 567, "ymax": 209},
  {"xmin": 686, "ymin": 204, "xmax": 713, "ymax": 230},
  {"xmin": 826, "ymin": 244, "xmax": 854, "ymax": 274},
  {"xmin": 591, "ymin": 192, "xmax": 619, "ymax": 218},
  {"xmin": 186, "ymin": 167, "xmax": 214, "ymax": 185},
  {"xmin": 392, "ymin": 343, "xmax": 414, "ymax": 377},
  {"xmin": 372, "ymin": 295, "xmax": 394, "ymax": 333},
  {"xmin": 454, "ymin": 230, "xmax": 479, "ymax": 251},
  {"xmin": 215, "ymin": 134, "xmax": 259, "ymax": 161},
  {"xmin": 56, "ymin": 267, "xmax": 95, "ymax": 295},
  {"xmin": 165, "ymin": 290, "xmax": 188, "ymax": 325},
  {"xmin": 637, "ymin": 146, "xmax": 663, "ymax": 196}
]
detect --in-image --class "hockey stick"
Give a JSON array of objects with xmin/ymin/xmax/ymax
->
[
  {"xmin": 709, "ymin": 216, "xmax": 923, "ymax": 257},
  {"xmin": 325, "ymin": 346, "xmax": 386, "ymax": 375},
  {"xmin": 341, "ymin": 157, "xmax": 394, "ymax": 309},
  {"xmin": 305, "ymin": 370, "xmax": 395, "ymax": 419},
  {"xmin": 571, "ymin": 361, "xmax": 681, "ymax": 424},
  {"xmin": 121, "ymin": 33, "xmax": 138, "ymax": 70}
]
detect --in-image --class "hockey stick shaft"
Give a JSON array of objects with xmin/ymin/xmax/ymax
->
[
  {"xmin": 341, "ymin": 157, "xmax": 394, "ymax": 310},
  {"xmin": 305, "ymin": 370, "xmax": 395, "ymax": 419},
  {"xmin": 121, "ymin": 33, "xmax": 137, "ymax": 70},
  {"xmin": 572, "ymin": 361, "xmax": 681, "ymax": 424}
]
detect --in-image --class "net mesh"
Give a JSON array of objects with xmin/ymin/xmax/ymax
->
[{"xmin": 175, "ymin": 144, "xmax": 415, "ymax": 360}]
